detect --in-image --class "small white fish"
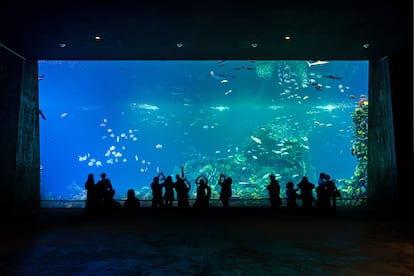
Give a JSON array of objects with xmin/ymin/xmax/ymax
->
[
  {"xmin": 155, "ymin": 144, "xmax": 163, "ymax": 149},
  {"xmin": 95, "ymin": 161, "xmax": 102, "ymax": 167},
  {"xmin": 78, "ymin": 155, "xmax": 87, "ymax": 162},
  {"xmin": 250, "ymin": 135, "xmax": 262, "ymax": 144},
  {"xmin": 220, "ymin": 79, "xmax": 228, "ymax": 83},
  {"xmin": 87, "ymin": 161, "xmax": 94, "ymax": 166},
  {"xmin": 60, "ymin": 112, "xmax": 68, "ymax": 118},
  {"xmin": 224, "ymin": 89, "xmax": 233, "ymax": 95}
]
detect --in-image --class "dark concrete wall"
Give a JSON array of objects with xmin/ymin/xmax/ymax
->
[
  {"xmin": 389, "ymin": 46, "xmax": 414, "ymax": 212},
  {"xmin": 368, "ymin": 59, "xmax": 398, "ymax": 210},
  {"xmin": 0, "ymin": 48, "xmax": 39, "ymax": 213}
]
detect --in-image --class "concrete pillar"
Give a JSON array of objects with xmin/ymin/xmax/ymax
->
[
  {"xmin": 0, "ymin": 46, "xmax": 39, "ymax": 214},
  {"xmin": 368, "ymin": 58, "xmax": 398, "ymax": 210}
]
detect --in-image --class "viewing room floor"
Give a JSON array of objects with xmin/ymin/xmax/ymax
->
[{"xmin": 1, "ymin": 207, "xmax": 413, "ymax": 275}]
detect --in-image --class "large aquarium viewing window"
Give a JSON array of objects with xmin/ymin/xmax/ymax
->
[{"xmin": 38, "ymin": 60, "xmax": 369, "ymax": 207}]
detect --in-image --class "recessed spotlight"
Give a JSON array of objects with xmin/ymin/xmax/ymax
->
[
  {"xmin": 362, "ymin": 43, "xmax": 370, "ymax": 49},
  {"xmin": 176, "ymin": 42, "xmax": 183, "ymax": 48},
  {"xmin": 95, "ymin": 36, "xmax": 102, "ymax": 40},
  {"xmin": 58, "ymin": 43, "xmax": 67, "ymax": 48},
  {"xmin": 284, "ymin": 36, "xmax": 291, "ymax": 40},
  {"xmin": 251, "ymin": 43, "xmax": 258, "ymax": 48}
]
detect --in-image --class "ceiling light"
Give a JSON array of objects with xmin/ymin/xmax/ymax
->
[
  {"xmin": 95, "ymin": 36, "xmax": 102, "ymax": 40},
  {"xmin": 284, "ymin": 36, "xmax": 291, "ymax": 40},
  {"xmin": 58, "ymin": 43, "xmax": 66, "ymax": 48},
  {"xmin": 251, "ymin": 43, "xmax": 258, "ymax": 48},
  {"xmin": 362, "ymin": 43, "xmax": 370, "ymax": 49},
  {"xmin": 176, "ymin": 42, "xmax": 183, "ymax": 48}
]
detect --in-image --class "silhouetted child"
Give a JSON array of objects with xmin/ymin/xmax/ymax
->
[
  {"xmin": 218, "ymin": 174, "xmax": 232, "ymax": 208},
  {"xmin": 123, "ymin": 188, "xmax": 140, "ymax": 213},
  {"xmin": 285, "ymin": 181, "xmax": 299, "ymax": 208},
  {"xmin": 193, "ymin": 175, "xmax": 211, "ymax": 209},
  {"xmin": 266, "ymin": 174, "xmax": 281, "ymax": 208}
]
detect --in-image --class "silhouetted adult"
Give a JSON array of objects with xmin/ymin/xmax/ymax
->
[
  {"xmin": 174, "ymin": 172, "xmax": 191, "ymax": 208},
  {"xmin": 286, "ymin": 181, "xmax": 299, "ymax": 208},
  {"xmin": 316, "ymin": 172, "xmax": 329, "ymax": 208},
  {"xmin": 123, "ymin": 188, "xmax": 140, "ymax": 213},
  {"xmin": 218, "ymin": 174, "xmax": 232, "ymax": 208},
  {"xmin": 297, "ymin": 176, "xmax": 316, "ymax": 208},
  {"xmin": 96, "ymin": 173, "xmax": 121, "ymax": 212},
  {"xmin": 325, "ymin": 174, "xmax": 339, "ymax": 212},
  {"xmin": 193, "ymin": 175, "xmax": 211, "ymax": 209},
  {"xmin": 84, "ymin": 173, "xmax": 96, "ymax": 210},
  {"xmin": 163, "ymin": 175, "xmax": 175, "ymax": 208},
  {"xmin": 151, "ymin": 173, "xmax": 165, "ymax": 208},
  {"xmin": 266, "ymin": 174, "xmax": 282, "ymax": 208}
]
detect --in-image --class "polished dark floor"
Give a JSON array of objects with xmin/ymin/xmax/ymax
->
[{"xmin": 1, "ymin": 207, "xmax": 413, "ymax": 275}]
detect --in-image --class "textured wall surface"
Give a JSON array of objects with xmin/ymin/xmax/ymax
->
[
  {"xmin": 368, "ymin": 59, "xmax": 398, "ymax": 209},
  {"xmin": 15, "ymin": 60, "xmax": 40, "ymax": 210},
  {"xmin": 0, "ymin": 48, "xmax": 39, "ymax": 213}
]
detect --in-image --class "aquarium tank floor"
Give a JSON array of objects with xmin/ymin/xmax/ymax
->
[{"xmin": 1, "ymin": 207, "xmax": 413, "ymax": 275}]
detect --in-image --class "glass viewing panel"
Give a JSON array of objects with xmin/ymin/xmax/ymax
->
[{"xmin": 38, "ymin": 60, "xmax": 369, "ymax": 207}]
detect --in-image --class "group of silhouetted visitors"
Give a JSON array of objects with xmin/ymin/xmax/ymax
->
[
  {"xmin": 265, "ymin": 173, "xmax": 339, "ymax": 211},
  {"xmin": 85, "ymin": 168, "xmax": 339, "ymax": 214},
  {"xmin": 85, "ymin": 172, "xmax": 123, "ymax": 213}
]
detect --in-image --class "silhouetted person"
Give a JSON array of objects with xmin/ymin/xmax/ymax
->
[
  {"xmin": 123, "ymin": 188, "xmax": 140, "ymax": 213},
  {"xmin": 151, "ymin": 173, "xmax": 165, "ymax": 208},
  {"xmin": 175, "ymin": 167, "xmax": 191, "ymax": 208},
  {"xmin": 218, "ymin": 174, "xmax": 232, "ymax": 208},
  {"xmin": 267, "ymin": 174, "xmax": 282, "ymax": 208},
  {"xmin": 175, "ymin": 174, "xmax": 191, "ymax": 208},
  {"xmin": 163, "ymin": 175, "xmax": 175, "ymax": 208},
  {"xmin": 316, "ymin": 172, "xmax": 329, "ymax": 209},
  {"xmin": 84, "ymin": 173, "xmax": 95, "ymax": 210},
  {"xmin": 193, "ymin": 175, "xmax": 211, "ymax": 209},
  {"xmin": 297, "ymin": 176, "xmax": 316, "ymax": 208},
  {"xmin": 99, "ymin": 173, "xmax": 122, "ymax": 212},
  {"xmin": 325, "ymin": 174, "xmax": 339, "ymax": 212},
  {"xmin": 286, "ymin": 181, "xmax": 299, "ymax": 208}
]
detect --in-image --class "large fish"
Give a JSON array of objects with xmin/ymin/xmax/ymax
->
[{"xmin": 306, "ymin": 60, "xmax": 329, "ymax": 67}]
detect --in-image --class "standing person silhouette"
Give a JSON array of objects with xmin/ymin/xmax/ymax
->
[
  {"xmin": 163, "ymin": 175, "xmax": 175, "ymax": 208},
  {"xmin": 174, "ymin": 167, "xmax": 191, "ymax": 208},
  {"xmin": 218, "ymin": 174, "xmax": 232, "ymax": 208},
  {"xmin": 267, "ymin": 174, "xmax": 282, "ymax": 208},
  {"xmin": 84, "ymin": 173, "xmax": 96, "ymax": 211},
  {"xmin": 297, "ymin": 176, "xmax": 316, "ymax": 208},
  {"xmin": 151, "ymin": 173, "xmax": 165, "ymax": 208},
  {"xmin": 193, "ymin": 175, "xmax": 211, "ymax": 209}
]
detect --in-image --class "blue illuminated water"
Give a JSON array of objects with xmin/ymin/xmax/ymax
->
[{"xmin": 39, "ymin": 60, "xmax": 368, "ymax": 202}]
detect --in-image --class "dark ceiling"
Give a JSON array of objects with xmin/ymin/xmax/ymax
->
[{"xmin": 1, "ymin": 0, "xmax": 412, "ymax": 60}]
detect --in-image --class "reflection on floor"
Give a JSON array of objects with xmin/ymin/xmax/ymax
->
[{"xmin": 1, "ymin": 207, "xmax": 413, "ymax": 275}]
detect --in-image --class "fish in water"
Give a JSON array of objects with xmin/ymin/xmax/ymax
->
[
  {"xmin": 323, "ymin": 75, "xmax": 342, "ymax": 80},
  {"xmin": 306, "ymin": 60, "xmax": 329, "ymax": 67},
  {"xmin": 210, "ymin": 70, "xmax": 236, "ymax": 80},
  {"xmin": 250, "ymin": 135, "xmax": 262, "ymax": 144}
]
